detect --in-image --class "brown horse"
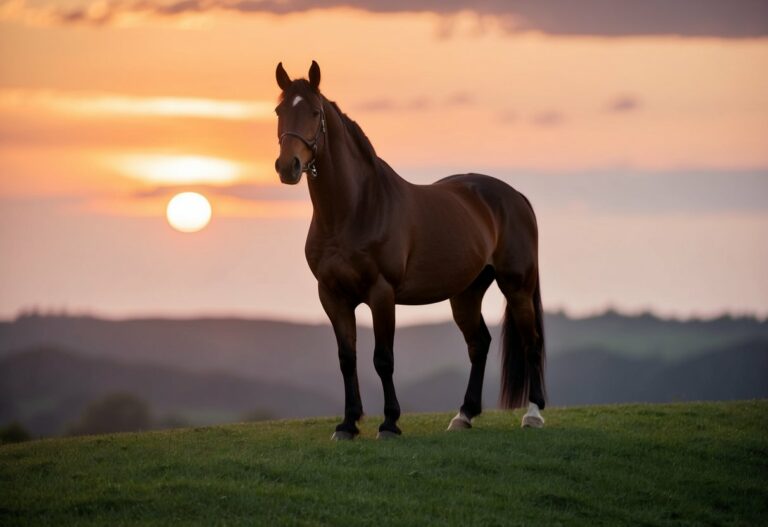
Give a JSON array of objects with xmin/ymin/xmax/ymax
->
[{"xmin": 274, "ymin": 61, "xmax": 546, "ymax": 439}]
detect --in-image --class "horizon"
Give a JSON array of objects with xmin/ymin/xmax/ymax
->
[
  {"xmin": 4, "ymin": 305, "xmax": 767, "ymax": 328},
  {"xmin": 1, "ymin": 1, "xmax": 767, "ymax": 323}
]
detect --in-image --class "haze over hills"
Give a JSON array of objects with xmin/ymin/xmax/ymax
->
[
  {"xmin": 0, "ymin": 347, "xmax": 338, "ymax": 436},
  {"xmin": 3, "ymin": 310, "xmax": 766, "ymax": 385},
  {"xmin": 1, "ymin": 311, "xmax": 766, "ymax": 437}
]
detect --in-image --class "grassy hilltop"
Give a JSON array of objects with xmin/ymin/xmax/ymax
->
[{"xmin": 2, "ymin": 401, "xmax": 767, "ymax": 526}]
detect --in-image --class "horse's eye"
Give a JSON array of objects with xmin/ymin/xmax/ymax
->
[{"xmin": 313, "ymin": 109, "xmax": 320, "ymax": 117}]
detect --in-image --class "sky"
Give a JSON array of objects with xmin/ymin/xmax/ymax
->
[{"xmin": 1, "ymin": 1, "xmax": 767, "ymax": 324}]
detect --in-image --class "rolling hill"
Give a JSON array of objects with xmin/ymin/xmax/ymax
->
[
  {"xmin": 3, "ymin": 311, "xmax": 767, "ymax": 388},
  {"xmin": 0, "ymin": 347, "xmax": 338, "ymax": 436},
  {"xmin": 1, "ymin": 312, "xmax": 766, "ymax": 437},
  {"xmin": 2, "ymin": 340, "xmax": 766, "ymax": 438}
]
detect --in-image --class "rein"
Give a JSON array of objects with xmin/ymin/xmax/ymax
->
[{"xmin": 278, "ymin": 106, "xmax": 326, "ymax": 179}]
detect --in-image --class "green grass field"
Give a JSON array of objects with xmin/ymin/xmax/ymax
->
[{"xmin": 2, "ymin": 401, "xmax": 767, "ymax": 526}]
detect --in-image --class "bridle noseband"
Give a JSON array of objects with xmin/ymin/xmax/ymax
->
[{"xmin": 278, "ymin": 106, "xmax": 326, "ymax": 179}]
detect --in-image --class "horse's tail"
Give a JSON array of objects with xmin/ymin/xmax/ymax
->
[
  {"xmin": 530, "ymin": 273, "xmax": 547, "ymax": 408},
  {"xmin": 500, "ymin": 270, "xmax": 547, "ymax": 409}
]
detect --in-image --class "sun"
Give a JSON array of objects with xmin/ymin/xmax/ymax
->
[{"xmin": 166, "ymin": 192, "xmax": 212, "ymax": 233}]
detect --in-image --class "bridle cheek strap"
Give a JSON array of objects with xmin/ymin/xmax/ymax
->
[{"xmin": 278, "ymin": 109, "xmax": 326, "ymax": 179}]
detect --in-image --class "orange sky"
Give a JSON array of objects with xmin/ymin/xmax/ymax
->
[{"xmin": 1, "ymin": 2, "xmax": 767, "ymax": 322}]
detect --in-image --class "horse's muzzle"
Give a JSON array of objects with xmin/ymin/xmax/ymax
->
[{"xmin": 276, "ymin": 156, "xmax": 302, "ymax": 185}]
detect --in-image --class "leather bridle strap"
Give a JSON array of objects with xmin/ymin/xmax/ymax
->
[{"xmin": 278, "ymin": 107, "xmax": 326, "ymax": 179}]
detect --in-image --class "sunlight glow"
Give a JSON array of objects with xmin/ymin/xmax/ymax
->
[
  {"xmin": 166, "ymin": 192, "xmax": 212, "ymax": 233},
  {"xmin": 0, "ymin": 90, "xmax": 274, "ymax": 121},
  {"xmin": 116, "ymin": 155, "xmax": 242, "ymax": 185}
]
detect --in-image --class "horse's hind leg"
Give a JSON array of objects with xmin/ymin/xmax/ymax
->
[
  {"xmin": 447, "ymin": 266, "xmax": 495, "ymax": 431},
  {"xmin": 496, "ymin": 275, "xmax": 546, "ymax": 428}
]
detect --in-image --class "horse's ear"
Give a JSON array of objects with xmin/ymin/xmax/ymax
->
[
  {"xmin": 308, "ymin": 60, "xmax": 321, "ymax": 91},
  {"xmin": 276, "ymin": 62, "xmax": 292, "ymax": 91}
]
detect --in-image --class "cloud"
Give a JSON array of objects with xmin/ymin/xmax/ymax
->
[
  {"xmin": 606, "ymin": 95, "xmax": 642, "ymax": 113},
  {"xmin": 406, "ymin": 166, "xmax": 768, "ymax": 215},
  {"xmin": 113, "ymin": 154, "xmax": 244, "ymax": 185},
  {"xmin": 130, "ymin": 183, "xmax": 313, "ymax": 220},
  {"xmin": 445, "ymin": 92, "xmax": 474, "ymax": 106},
  {"xmin": 0, "ymin": 90, "xmax": 274, "ymax": 121},
  {"xmin": 496, "ymin": 109, "xmax": 518, "ymax": 124},
  {"xmin": 354, "ymin": 95, "xmax": 432, "ymax": 112},
  {"xmin": 134, "ymin": 182, "xmax": 302, "ymax": 201},
  {"xmin": 530, "ymin": 111, "xmax": 565, "ymax": 126},
  {"xmin": 355, "ymin": 98, "xmax": 397, "ymax": 112},
  {"xmin": 405, "ymin": 96, "xmax": 431, "ymax": 111},
  {"xmin": 6, "ymin": 0, "xmax": 767, "ymax": 37},
  {"xmin": 355, "ymin": 92, "xmax": 473, "ymax": 113}
]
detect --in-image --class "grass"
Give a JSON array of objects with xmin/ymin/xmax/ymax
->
[{"xmin": 1, "ymin": 401, "xmax": 767, "ymax": 526}]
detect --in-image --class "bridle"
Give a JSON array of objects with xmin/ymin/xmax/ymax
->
[{"xmin": 278, "ymin": 105, "xmax": 326, "ymax": 179}]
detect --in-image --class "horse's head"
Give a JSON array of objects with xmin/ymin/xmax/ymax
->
[{"xmin": 274, "ymin": 61, "xmax": 325, "ymax": 185}]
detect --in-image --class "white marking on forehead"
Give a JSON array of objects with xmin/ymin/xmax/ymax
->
[{"xmin": 291, "ymin": 95, "xmax": 303, "ymax": 107}]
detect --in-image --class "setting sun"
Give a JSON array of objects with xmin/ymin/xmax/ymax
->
[{"xmin": 166, "ymin": 192, "xmax": 212, "ymax": 233}]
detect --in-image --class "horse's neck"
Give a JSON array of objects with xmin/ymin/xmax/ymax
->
[{"xmin": 307, "ymin": 100, "xmax": 382, "ymax": 234}]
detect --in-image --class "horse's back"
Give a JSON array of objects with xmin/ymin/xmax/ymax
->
[
  {"xmin": 434, "ymin": 173, "xmax": 539, "ymax": 279},
  {"xmin": 434, "ymin": 173, "xmax": 537, "ymax": 232}
]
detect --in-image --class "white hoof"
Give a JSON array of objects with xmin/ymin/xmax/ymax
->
[
  {"xmin": 521, "ymin": 402, "xmax": 545, "ymax": 429},
  {"xmin": 376, "ymin": 430, "xmax": 400, "ymax": 440},
  {"xmin": 447, "ymin": 412, "xmax": 472, "ymax": 431},
  {"xmin": 521, "ymin": 414, "xmax": 544, "ymax": 428},
  {"xmin": 331, "ymin": 430, "xmax": 355, "ymax": 441}
]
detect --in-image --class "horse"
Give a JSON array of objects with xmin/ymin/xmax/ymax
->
[{"xmin": 273, "ymin": 61, "xmax": 546, "ymax": 440}]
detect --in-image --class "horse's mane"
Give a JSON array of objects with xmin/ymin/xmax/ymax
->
[{"xmin": 325, "ymin": 99, "xmax": 377, "ymax": 165}]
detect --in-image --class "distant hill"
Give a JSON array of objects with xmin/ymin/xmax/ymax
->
[
  {"xmin": 541, "ymin": 310, "xmax": 768, "ymax": 359},
  {"xmin": 2, "ymin": 340, "xmax": 766, "ymax": 437},
  {"xmin": 1, "ymin": 312, "xmax": 767, "ymax": 436},
  {"xmin": 0, "ymin": 347, "xmax": 338, "ymax": 436},
  {"xmin": 400, "ymin": 340, "xmax": 768, "ymax": 410},
  {"xmin": 1, "ymin": 311, "xmax": 766, "ymax": 390}
]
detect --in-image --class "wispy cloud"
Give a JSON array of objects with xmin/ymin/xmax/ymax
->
[
  {"xmin": 0, "ymin": 90, "xmax": 274, "ymax": 121},
  {"xmin": 127, "ymin": 181, "xmax": 312, "ymax": 218},
  {"xmin": 445, "ymin": 92, "xmax": 475, "ymax": 106},
  {"xmin": 355, "ymin": 96, "xmax": 431, "ymax": 113},
  {"xmin": 354, "ymin": 98, "xmax": 396, "ymax": 112},
  {"xmin": 4, "ymin": 0, "xmax": 766, "ymax": 37},
  {"xmin": 496, "ymin": 109, "xmax": 517, "ymax": 124},
  {"xmin": 134, "ymin": 182, "xmax": 303, "ymax": 202},
  {"xmin": 405, "ymin": 166, "xmax": 768, "ymax": 215},
  {"xmin": 111, "ymin": 154, "xmax": 245, "ymax": 184},
  {"xmin": 530, "ymin": 111, "xmax": 566, "ymax": 127},
  {"xmin": 354, "ymin": 93, "xmax": 475, "ymax": 113},
  {"xmin": 606, "ymin": 95, "xmax": 642, "ymax": 113}
]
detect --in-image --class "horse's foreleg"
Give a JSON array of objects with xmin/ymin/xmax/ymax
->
[
  {"xmin": 368, "ymin": 277, "xmax": 401, "ymax": 438},
  {"xmin": 319, "ymin": 284, "xmax": 362, "ymax": 440}
]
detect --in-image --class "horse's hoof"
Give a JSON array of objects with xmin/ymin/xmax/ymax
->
[
  {"xmin": 521, "ymin": 414, "xmax": 545, "ymax": 428},
  {"xmin": 331, "ymin": 430, "xmax": 355, "ymax": 441},
  {"xmin": 376, "ymin": 430, "xmax": 400, "ymax": 440},
  {"xmin": 447, "ymin": 412, "xmax": 472, "ymax": 431}
]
